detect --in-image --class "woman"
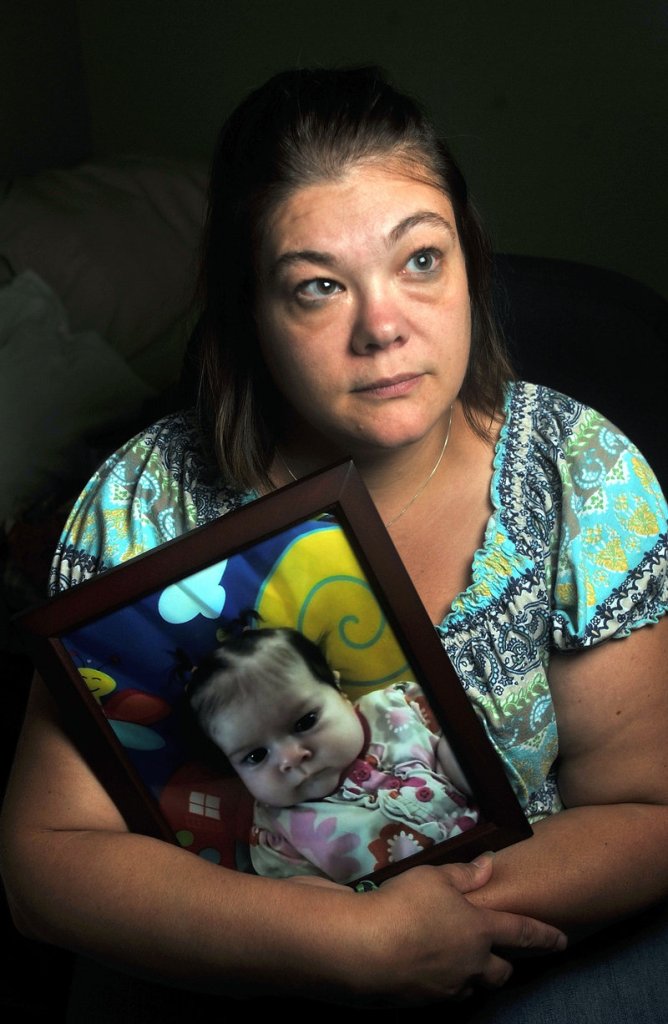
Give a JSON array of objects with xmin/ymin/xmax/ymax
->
[{"xmin": 2, "ymin": 67, "xmax": 667, "ymax": 1017}]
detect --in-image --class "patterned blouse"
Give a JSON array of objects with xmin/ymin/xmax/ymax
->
[{"xmin": 51, "ymin": 382, "xmax": 668, "ymax": 822}]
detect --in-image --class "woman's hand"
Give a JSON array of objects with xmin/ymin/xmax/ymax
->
[{"xmin": 340, "ymin": 854, "xmax": 566, "ymax": 1006}]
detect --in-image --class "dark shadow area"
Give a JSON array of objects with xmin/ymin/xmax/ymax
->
[
  {"xmin": 494, "ymin": 254, "xmax": 668, "ymax": 492},
  {"xmin": 1, "ymin": 651, "xmax": 74, "ymax": 1021}
]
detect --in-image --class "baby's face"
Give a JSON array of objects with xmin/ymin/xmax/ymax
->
[{"xmin": 208, "ymin": 663, "xmax": 364, "ymax": 807}]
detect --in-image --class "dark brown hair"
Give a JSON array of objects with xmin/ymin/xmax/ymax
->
[
  {"xmin": 185, "ymin": 628, "xmax": 338, "ymax": 770},
  {"xmin": 193, "ymin": 66, "xmax": 513, "ymax": 489},
  {"xmin": 188, "ymin": 627, "xmax": 337, "ymax": 716}
]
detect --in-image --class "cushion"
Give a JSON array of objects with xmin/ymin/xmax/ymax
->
[
  {"xmin": 0, "ymin": 157, "xmax": 208, "ymax": 388},
  {"xmin": 0, "ymin": 270, "xmax": 153, "ymax": 526}
]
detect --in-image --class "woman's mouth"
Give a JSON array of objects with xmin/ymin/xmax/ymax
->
[{"xmin": 352, "ymin": 374, "xmax": 423, "ymax": 399}]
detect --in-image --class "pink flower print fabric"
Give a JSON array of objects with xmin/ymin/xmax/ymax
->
[{"xmin": 250, "ymin": 682, "xmax": 479, "ymax": 883}]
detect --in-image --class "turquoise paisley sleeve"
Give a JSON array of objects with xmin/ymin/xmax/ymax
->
[
  {"xmin": 550, "ymin": 404, "xmax": 668, "ymax": 646},
  {"xmin": 50, "ymin": 410, "xmax": 255, "ymax": 594}
]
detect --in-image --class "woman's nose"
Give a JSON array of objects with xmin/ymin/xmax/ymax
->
[
  {"xmin": 350, "ymin": 284, "xmax": 409, "ymax": 354},
  {"xmin": 277, "ymin": 740, "xmax": 312, "ymax": 772}
]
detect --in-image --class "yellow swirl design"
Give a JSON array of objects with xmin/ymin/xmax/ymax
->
[{"xmin": 256, "ymin": 525, "xmax": 411, "ymax": 697}]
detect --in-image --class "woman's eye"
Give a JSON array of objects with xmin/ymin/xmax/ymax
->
[
  {"xmin": 294, "ymin": 711, "xmax": 318, "ymax": 733},
  {"xmin": 405, "ymin": 248, "xmax": 441, "ymax": 273},
  {"xmin": 295, "ymin": 278, "xmax": 342, "ymax": 301},
  {"xmin": 243, "ymin": 747, "xmax": 268, "ymax": 766}
]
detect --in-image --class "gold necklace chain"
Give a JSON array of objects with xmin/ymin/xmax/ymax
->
[{"xmin": 277, "ymin": 404, "xmax": 454, "ymax": 529}]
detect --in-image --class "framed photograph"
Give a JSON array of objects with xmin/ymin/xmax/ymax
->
[{"xmin": 15, "ymin": 461, "xmax": 531, "ymax": 888}]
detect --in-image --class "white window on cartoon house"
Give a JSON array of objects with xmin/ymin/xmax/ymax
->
[{"xmin": 188, "ymin": 790, "xmax": 221, "ymax": 820}]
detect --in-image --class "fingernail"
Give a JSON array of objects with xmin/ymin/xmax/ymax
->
[{"xmin": 472, "ymin": 850, "xmax": 496, "ymax": 866}]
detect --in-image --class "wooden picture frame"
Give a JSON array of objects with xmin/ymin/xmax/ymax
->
[{"xmin": 15, "ymin": 461, "xmax": 531, "ymax": 887}]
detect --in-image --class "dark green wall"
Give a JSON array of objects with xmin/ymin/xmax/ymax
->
[
  {"xmin": 76, "ymin": 0, "xmax": 667, "ymax": 299},
  {"xmin": 1, "ymin": 0, "xmax": 90, "ymax": 176}
]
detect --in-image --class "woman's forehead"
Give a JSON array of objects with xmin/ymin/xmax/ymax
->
[{"xmin": 259, "ymin": 162, "xmax": 456, "ymax": 265}]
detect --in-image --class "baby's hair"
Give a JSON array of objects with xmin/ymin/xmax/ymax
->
[{"xmin": 187, "ymin": 627, "xmax": 337, "ymax": 736}]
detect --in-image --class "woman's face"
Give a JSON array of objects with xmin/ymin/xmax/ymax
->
[{"xmin": 254, "ymin": 161, "xmax": 471, "ymax": 459}]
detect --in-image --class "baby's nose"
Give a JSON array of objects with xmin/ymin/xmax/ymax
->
[{"xmin": 278, "ymin": 740, "xmax": 311, "ymax": 772}]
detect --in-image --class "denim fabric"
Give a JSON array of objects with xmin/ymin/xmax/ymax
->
[{"xmin": 464, "ymin": 902, "xmax": 668, "ymax": 1023}]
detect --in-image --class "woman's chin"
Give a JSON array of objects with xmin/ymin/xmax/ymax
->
[{"xmin": 346, "ymin": 410, "xmax": 451, "ymax": 457}]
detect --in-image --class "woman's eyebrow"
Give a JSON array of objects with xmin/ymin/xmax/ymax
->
[
  {"xmin": 271, "ymin": 212, "xmax": 454, "ymax": 277},
  {"xmin": 274, "ymin": 249, "xmax": 339, "ymax": 274},
  {"xmin": 388, "ymin": 211, "xmax": 456, "ymax": 246}
]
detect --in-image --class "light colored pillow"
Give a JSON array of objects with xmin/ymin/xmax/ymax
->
[
  {"xmin": 0, "ymin": 271, "xmax": 153, "ymax": 527},
  {"xmin": 0, "ymin": 157, "xmax": 207, "ymax": 383}
]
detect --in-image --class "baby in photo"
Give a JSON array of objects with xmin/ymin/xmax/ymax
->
[{"xmin": 187, "ymin": 627, "xmax": 478, "ymax": 884}]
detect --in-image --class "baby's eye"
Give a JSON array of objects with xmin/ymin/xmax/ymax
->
[
  {"xmin": 295, "ymin": 278, "xmax": 342, "ymax": 301},
  {"xmin": 294, "ymin": 710, "xmax": 318, "ymax": 733},
  {"xmin": 405, "ymin": 248, "xmax": 441, "ymax": 273},
  {"xmin": 243, "ymin": 747, "xmax": 268, "ymax": 766}
]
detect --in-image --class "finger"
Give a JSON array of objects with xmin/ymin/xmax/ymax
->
[
  {"xmin": 489, "ymin": 910, "xmax": 567, "ymax": 954},
  {"xmin": 453, "ymin": 986, "xmax": 476, "ymax": 1003},
  {"xmin": 477, "ymin": 953, "xmax": 514, "ymax": 990},
  {"xmin": 438, "ymin": 853, "xmax": 494, "ymax": 894}
]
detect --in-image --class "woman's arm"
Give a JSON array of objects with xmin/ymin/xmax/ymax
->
[
  {"xmin": 466, "ymin": 616, "xmax": 668, "ymax": 934},
  {"xmin": 0, "ymin": 677, "xmax": 566, "ymax": 1006}
]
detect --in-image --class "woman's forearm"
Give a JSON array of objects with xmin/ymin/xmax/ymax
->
[
  {"xmin": 466, "ymin": 802, "xmax": 668, "ymax": 935},
  {"xmin": 0, "ymin": 681, "xmax": 372, "ymax": 1000},
  {"xmin": 2, "ymin": 825, "xmax": 367, "ymax": 1000},
  {"xmin": 1, "ymin": 824, "xmax": 568, "ymax": 1004}
]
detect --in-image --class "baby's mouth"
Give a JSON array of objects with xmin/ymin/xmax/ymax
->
[{"xmin": 299, "ymin": 766, "xmax": 338, "ymax": 798}]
